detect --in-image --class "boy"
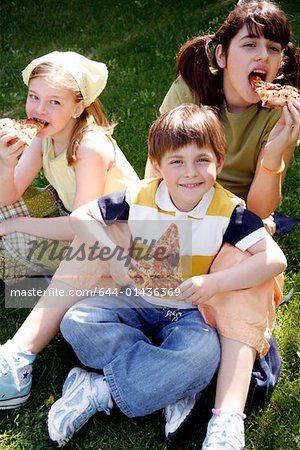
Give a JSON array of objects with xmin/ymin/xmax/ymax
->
[{"xmin": 48, "ymin": 104, "xmax": 286, "ymax": 448}]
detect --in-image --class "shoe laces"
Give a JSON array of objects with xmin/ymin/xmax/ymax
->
[
  {"xmin": 0, "ymin": 343, "xmax": 32, "ymax": 387},
  {"xmin": 0, "ymin": 343, "xmax": 19, "ymax": 384},
  {"xmin": 205, "ymin": 411, "xmax": 245, "ymax": 449}
]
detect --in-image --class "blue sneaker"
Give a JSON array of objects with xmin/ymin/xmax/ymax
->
[
  {"xmin": 0, "ymin": 341, "xmax": 35, "ymax": 409},
  {"xmin": 48, "ymin": 367, "xmax": 113, "ymax": 447}
]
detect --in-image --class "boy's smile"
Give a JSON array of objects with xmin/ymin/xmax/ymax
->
[{"xmin": 153, "ymin": 144, "xmax": 223, "ymax": 212}]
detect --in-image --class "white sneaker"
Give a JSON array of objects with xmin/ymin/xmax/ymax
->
[
  {"xmin": 164, "ymin": 394, "xmax": 196, "ymax": 441},
  {"xmin": 48, "ymin": 367, "xmax": 113, "ymax": 447},
  {"xmin": 201, "ymin": 410, "xmax": 245, "ymax": 449}
]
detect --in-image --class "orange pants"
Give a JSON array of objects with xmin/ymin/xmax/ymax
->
[{"xmin": 200, "ymin": 243, "xmax": 284, "ymax": 357}]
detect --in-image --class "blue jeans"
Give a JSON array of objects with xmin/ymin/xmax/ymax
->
[{"xmin": 61, "ymin": 293, "xmax": 220, "ymax": 417}]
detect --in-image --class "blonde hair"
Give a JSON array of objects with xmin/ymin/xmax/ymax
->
[
  {"xmin": 148, "ymin": 104, "xmax": 227, "ymax": 165},
  {"xmin": 29, "ymin": 62, "xmax": 114, "ymax": 165}
]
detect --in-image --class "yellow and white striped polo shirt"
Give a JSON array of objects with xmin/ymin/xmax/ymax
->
[{"xmin": 92, "ymin": 178, "xmax": 265, "ymax": 307}]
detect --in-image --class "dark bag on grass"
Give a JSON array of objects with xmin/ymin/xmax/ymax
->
[{"xmin": 246, "ymin": 335, "xmax": 281, "ymax": 411}]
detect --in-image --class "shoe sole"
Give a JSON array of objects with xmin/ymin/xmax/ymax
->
[{"xmin": 0, "ymin": 392, "xmax": 30, "ymax": 409}]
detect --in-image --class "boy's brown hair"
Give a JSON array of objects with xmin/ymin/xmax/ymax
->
[{"xmin": 148, "ymin": 104, "xmax": 227, "ymax": 165}]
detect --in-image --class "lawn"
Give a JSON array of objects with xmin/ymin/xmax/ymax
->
[{"xmin": 0, "ymin": 0, "xmax": 299, "ymax": 449}]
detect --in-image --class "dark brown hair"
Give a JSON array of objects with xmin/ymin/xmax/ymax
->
[
  {"xmin": 176, "ymin": 0, "xmax": 300, "ymax": 107},
  {"xmin": 148, "ymin": 104, "xmax": 227, "ymax": 165}
]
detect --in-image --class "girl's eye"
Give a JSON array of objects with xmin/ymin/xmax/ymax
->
[
  {"xmin": 29, "ymin": 94, "xmax": 38, "ymax": 100},
  {"xmin": 243, "ymin": 42, "xmax": 255, "ymax": 47},
  {"xmin": 50, "ymin": 100, "xmax": 60, "ymax": 105},
  {"xmin": 170, "ymin": 160, "xmax": 182, "ymax": 164},
  {"xmin": 269, "ymin": 46, "xmax": 281, "ymax": 53},
  {"xmin": 197, "ymin": 158, "xmax": 209, "ymax": 163}
]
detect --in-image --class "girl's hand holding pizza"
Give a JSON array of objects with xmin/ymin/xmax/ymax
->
[
  {"xmin": 0, "ymin": 129, "xmax": 27, "ymax": 168},
  {"xmin": 265, "ymin": 102, "xmax": 300, "ymax": 157},
  {"xmin": 177, "ymin": 274, "xmax": 218, "ymax": 306}
]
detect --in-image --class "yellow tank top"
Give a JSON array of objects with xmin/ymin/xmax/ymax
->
[{"xmin": 42, "ymin": 135, "xmax": 139, "ymax": 212}]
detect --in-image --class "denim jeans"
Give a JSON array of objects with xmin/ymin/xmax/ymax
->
[{"xmin": 61, "ymin": 293, "xmax": 220, "ymax": 417}]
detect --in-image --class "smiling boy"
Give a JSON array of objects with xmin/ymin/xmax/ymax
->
[{"xmin": 47, "ymin": 104, "xmax": 286, "ymax": 448}]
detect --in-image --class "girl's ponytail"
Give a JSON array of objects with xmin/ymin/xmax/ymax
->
[
  {"xmin": 280, "ymin": 42, "xmax": 300, "ymax": 88},
  {"xmin": 176, "ymin": 35, "xmax": 224, "ymax": 108}
]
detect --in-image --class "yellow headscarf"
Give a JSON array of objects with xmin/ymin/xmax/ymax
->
[{"xmin": 22, "ymin": 51, "xmax": 108, "ymax": 106}]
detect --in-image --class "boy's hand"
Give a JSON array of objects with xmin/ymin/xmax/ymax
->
[
  {"xmin": 108, "ymin": 253, "xmax": 133, "ymax": 287},
  {"xmin": 263, "ymin": 214, "xmax": 276, "ymax": 236},
  {"xmin": 177, "ymin": 275, "xmax": 218, "ymax": 306}
]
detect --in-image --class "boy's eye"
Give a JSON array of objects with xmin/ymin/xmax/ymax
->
[
  {"xmin": 197, "ymin": 158, "xmax": 209, "ymax": 163},
  {"xmin": 50, "ymin": 100, "xmax": 60, "ymax": 105},
  {"xmin": 29, "ymin": 94, "xmax": 38, "ymax": 100},
  {"xmin": 243, "ymin": 42, "xmax": 255, "ymax": 47},
  {"xmin": 170, "ymin": 160, "xmax": 182, "ymax": 164}
]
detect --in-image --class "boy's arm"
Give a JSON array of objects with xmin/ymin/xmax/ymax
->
[
  {"xmin": 207, "ymin": 232, "xmax": 287, "ymax": 293},
  {"xmin": 70, "ymin": 197, "xmax": 133, "ymax": 286},
  {"xmin": 179, "ymin": 232, "xmax": 286, "ymax": 306},
  {"xmin": 178, "ymin": 203, "xmax": 287, "ymax": 305},
  {"xmin": 71, "ymin": 201, "xmax": 119, "ymax": 252}
]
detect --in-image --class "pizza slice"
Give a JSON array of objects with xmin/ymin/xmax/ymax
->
[
  {"xmin": 0, "ymin": 118, "xmax": 45, "ymax": 146},
  {"xmin": 128, "ymin": 223, "xmax": 182, "ymax": 297},
  {"xmin": 251, "ymin": 77, "xmax": 300, "ymax": 109}
]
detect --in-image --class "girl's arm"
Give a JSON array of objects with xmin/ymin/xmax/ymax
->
[
  {"xmin": 179, "ymin": 232, "xmax": 287, "ymax": 305},
  {"xmin": 247, "ymin": 103, "xmax": 300, "ymax": 218},
  {"xmin": 71, "ymin": 131, "xmax": 113, "ymax": 210},
  {"xmin": 0, "ymin": 131, "xmax": 114, "ymax": 241},
  {"xmin": 0, "ymin": 134, "xmax": 43, "ymax": 205}
]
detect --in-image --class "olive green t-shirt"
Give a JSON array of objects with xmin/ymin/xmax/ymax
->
[{"xmin": 160, "ymin": 76, "xmax": 281, "ymax": 200}]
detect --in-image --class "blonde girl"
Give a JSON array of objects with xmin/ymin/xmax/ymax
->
[{"xmin": 0, "ymin": 51, "xmax": 138, "ymax": 409}]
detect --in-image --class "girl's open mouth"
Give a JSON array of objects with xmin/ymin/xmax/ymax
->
[{"xmin": 248, "ymin": 71, "xmax": 266, "ymax": 88}]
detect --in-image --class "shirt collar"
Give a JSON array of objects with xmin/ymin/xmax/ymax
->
[{"xmin": 155, "ymin": 180, "xmax": 215, "ymax": 219}]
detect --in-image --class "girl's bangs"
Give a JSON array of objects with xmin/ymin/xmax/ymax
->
[{"xmin": 245, "ymin": 13, "xmax": 290, "ymax": 46}]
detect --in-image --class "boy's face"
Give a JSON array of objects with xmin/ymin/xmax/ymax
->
[{"xmin": 153, "ymin": 144, "xmax": 223, "ymax": 212}]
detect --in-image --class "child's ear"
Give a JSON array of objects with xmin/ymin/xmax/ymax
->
[
  {"xmin": 151, "ymin": 161, "xmax": 163, "ymax": 177},
  {"xmin": 72, "ymin": 100, "xmax": 85, "ymax": 119},
  {"xmin": 215, "ymin": 44, "xmax": 226, "ymax": 69},
  {"xmin": 216, "ymin": 157, "xmax": 224, "ymax": 175}
]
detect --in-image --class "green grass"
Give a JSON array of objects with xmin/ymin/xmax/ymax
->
[{"xmin": 0, "ymin": 0, "xmax": 299, "ymax": 449}]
